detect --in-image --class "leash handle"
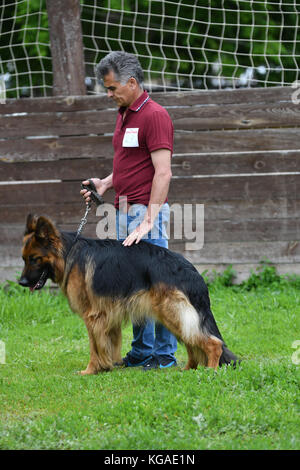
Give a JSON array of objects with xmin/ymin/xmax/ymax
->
[
  {"xmin": 75, "ymin": 179, "xmax": 104, "ymax": 241},
  {"xmin": 81, "ymin": 179, "xmax": 104, "ymax": 207}
]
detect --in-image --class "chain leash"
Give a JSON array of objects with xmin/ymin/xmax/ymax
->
[{"xmin": 75, "ymin": 202, "xmax": 92, "ymax": 241}]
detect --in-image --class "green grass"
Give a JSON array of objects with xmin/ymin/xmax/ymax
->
[{"xmin": 0, "ymin": 267, "xmax": 299, "ymax": 450}]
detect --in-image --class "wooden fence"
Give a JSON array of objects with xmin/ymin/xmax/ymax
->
[{"xmin": 0, "ymin": 86, "xmax": 299, "ymax": 283}]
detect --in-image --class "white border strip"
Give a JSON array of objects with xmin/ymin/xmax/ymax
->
[
  {"xmin": 1, "ymin": 173, "xmax": 299, "ymax": 184},
  {"xmin": 173, "ymin": 149, "xmax": 300, "ymax": 157},
  {"xmin": 172, "ymin": 172, "xmax": 300, "ymax": 179},
  {"xmin": 0, "ymin": 180, "xmax": 61, "ymax": 185}
]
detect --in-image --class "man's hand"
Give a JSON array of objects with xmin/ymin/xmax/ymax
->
[
  {"xmin": 122, "ymin": 218, "xmax": 154, "ymax": 246},
  {"xmin": 80, "ymin": 176, "xmax": 112, "ymax": 204}
]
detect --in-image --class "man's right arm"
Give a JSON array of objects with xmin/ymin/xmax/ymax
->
[{"xmin": 80, "ymin": 173, "xmax": 113, "ymax": 203}]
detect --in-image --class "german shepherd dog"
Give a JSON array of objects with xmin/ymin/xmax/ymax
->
[{"xmin": 19, "ymin": 214, "xmax": 238, "ymax": 374}]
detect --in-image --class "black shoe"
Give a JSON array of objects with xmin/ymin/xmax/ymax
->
[
  {"xmin": 143, "ymin": 355, "xmax": 177, "ymax": 371},
  {"xmin": 122, "ymin": 353, "xmax": 152, "ymax": 368},
  {"xmin": 142, "ymin": 356, "xmax": 159, "ymax": 370}
]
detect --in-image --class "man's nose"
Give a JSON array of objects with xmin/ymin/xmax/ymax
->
[{"xmin": 107, "ymin": 89, "xmax": 113, "ymax": 98}]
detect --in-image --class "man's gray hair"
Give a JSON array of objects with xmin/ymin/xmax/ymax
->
[{"xmin": 96, "ymin": 51, "xmax": 144, "ymax": 88}]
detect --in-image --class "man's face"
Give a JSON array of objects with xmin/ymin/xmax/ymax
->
[{"xmin": 103, "ymin": 70, "xmax": 137, "ymax": 108}]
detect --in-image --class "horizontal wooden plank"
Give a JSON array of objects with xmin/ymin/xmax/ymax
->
[
  {"xmin": 0, "ymin": 158, "xmax": 113, "ymax": 182},
  {"xmin": 1, "ymin": 151, "xmax": 299, "ymax": 182},
  {"xmin": 174, "ymin": 128, "xmax": 300, "ymax": 154},
  {"xmin": 0, "ymin": 94, "xmax": 112, "ymax": 114},
  {"xmin": 169, "ymin": 174, "xmax": 300, "ymax": 201},
  {"xmin": 180, "ymin": 241, "xmax": 300, "ymax": 265},
  {"xmin": 0, "ymin": 87, "xmax": 293, "ymax": 115},
  {"xmin": 2, "ymin": 128, "xmax": 300, "ymax": 163},
  {"xmin": 155, "ymin": 86, "xmax": 294, "ymax": 107},
  {"xmin": 172, "ymin": 151, "xmax": 300, "ymax": 176},
  {"xmin": 0, "ymin": 135, "xmax": 114, "ymax": 161},
  {"xmin": 0, "ymin": 108, "xmax": 116, "ymax": 138},
  {"xmin": 60, "ymin": 219, "xmax": 299, "ymax": 244},
  {"xmin": 0, "ymin": 175, "xmax": 299, "ymax": 207},
  {"xmin": 170, "ymin": 102, "xmax": 300, "ymax": 132},
  {"xmin": 0, "ymin": 198, "xmax": 299, "ymax": 225},
  {"xmin": 2, "ymin": 238, "xmax": 300, "ymax": 267},
  {"xmin": 2, "ymin": 100, "xmax": 300, "ymax": 138},
  {"xmin": 0, "ymin": 182, "xmax": 111, "ymax": 205},
  {"xmin": 2, "ymin": 214, "xmax": 299, "ymax": 246}
]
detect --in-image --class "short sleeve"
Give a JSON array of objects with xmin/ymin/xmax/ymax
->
[{"xmin": 144, "ymin": 110, "xmax": 174, "ymax": 154}]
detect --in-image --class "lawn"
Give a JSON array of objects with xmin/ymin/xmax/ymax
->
[{"xmin": 0, "ymin": 266, "xmax": 299, "ymax": 450}]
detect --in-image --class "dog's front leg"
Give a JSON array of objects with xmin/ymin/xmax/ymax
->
[
  {"xmin": 80, "ymin": 319, "xmax": 102, "ymax": 375},
  {"xmin": 80, "ymin": 313, "xmax": 114, "ymax": 375},
  {"xmin": 110, "ymin": 325, "xmax": 123, "ymax": 366}
]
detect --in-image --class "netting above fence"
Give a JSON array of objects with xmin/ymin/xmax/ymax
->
[
  {"xmin": 0, "ymin": 0, "xmax": 51, "ymax": 99},
  {"xmin": 1, "ymin": 0, "xmax": 300, "ymax": 98},
  {"xmin": 81, "ymin": 0, "xmax": 300, "ymax": 92}
]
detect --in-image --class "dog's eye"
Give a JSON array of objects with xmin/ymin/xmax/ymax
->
[{"xmin": 29, "ymin": 256, "xmax": 42, "ymax": 265}]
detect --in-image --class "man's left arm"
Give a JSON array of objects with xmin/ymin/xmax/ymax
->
[{"xmin": 122, "ymin": 148, "xmax": 172, "ymax": 246}]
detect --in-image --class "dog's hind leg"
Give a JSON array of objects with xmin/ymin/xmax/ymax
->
[
  {"xmin": 184, "ymin": 345, "xmax": 207, "ymax": 370},
  {"xmin": 197, "ymin": 336, "xmax": 223, "ymax": 370},
  {"xmin": 184, "ymin": 337, "xmax": 222, "ymax": 370},
  {"xmin": 184, "ymin": 346, "xmax": 200, "ymax": 370},
  {"xmin": 150, "ymin": 286, "xmax": 223, "ymax": 370}
]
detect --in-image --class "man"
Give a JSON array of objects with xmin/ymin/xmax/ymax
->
[{"xmin": 81, "ymin": 51, "xmax": 177, "ymax": 370}]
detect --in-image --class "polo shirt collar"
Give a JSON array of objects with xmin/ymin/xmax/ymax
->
[
  {"xmin": 119, "ymin": 91, "xmax": 150, "ymax": 116},
  {"xmin": 129, "ymin": 90, "xmax": 150, "ymax": 112}
]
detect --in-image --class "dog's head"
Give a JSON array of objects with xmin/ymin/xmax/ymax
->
[{"xmin": 19, "ymin": 214, "xmax": 63, "ymax": 291}]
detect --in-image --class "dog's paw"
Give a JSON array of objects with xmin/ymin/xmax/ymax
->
[{"xmin": 77, "ymin": 368, "xmax": 97, "ymax": 376}]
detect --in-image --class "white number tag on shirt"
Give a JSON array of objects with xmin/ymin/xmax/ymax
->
[{"xmin": 122, "ymin": 128, "xmax": 139, "ymax": 147}]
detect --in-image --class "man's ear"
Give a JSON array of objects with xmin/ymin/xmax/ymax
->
[
  {"xmin": 128, "ymin": 76, "xmax": 138, "ymax": 89},
  {"xmin": 24, "ymin": 214, "xmax": 38, "ymax": 235}
]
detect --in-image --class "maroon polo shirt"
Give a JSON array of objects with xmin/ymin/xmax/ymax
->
[{"xmin": 112, "ymin": 90, "xmax": 174, "ymax": 208}]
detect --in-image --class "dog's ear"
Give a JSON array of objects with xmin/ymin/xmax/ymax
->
[
  {"xmin": 25, "ymin": 214, "xmax": 38, "ymax": 235},
  {"xmin": 35, "ymin": 216, "xmax": 60, "ymax": 246}
]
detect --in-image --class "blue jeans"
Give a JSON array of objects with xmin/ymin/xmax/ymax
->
[{"xmin": 116, "ymin": 203, "xmax": 177, "ymax": 361}]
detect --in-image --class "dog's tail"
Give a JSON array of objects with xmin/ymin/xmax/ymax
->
[{"xmin": 219, "ymin": 344, "xmax": 240, "ymax": 367}]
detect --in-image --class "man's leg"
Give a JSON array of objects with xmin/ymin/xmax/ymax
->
[
  {"xmin": 144, "ymin": 219, "xmax": 177, "ymax": 369},
  {"xmin": 116, "ymin": 203, "xmax": 177, "ymax": 368},
  {"xmin": 116, "ymin": 205, "xmax": 154, "ymax": 366}
]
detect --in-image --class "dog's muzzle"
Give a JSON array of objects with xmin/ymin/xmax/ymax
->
[{"xmin": 19, "ymin": 269, "xmax": 48, "ymax": 292}]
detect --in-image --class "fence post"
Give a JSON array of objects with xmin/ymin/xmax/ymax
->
[{"xmin": 46, "ymin": 0, "xmax": 86, "ymax": 96}]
